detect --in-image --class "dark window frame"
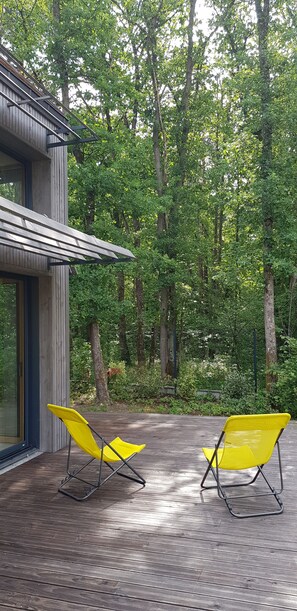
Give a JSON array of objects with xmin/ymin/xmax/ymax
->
[
  {"xmin": 0, "ymin": 144, "xmax": 32, "ymax": 208},
  {"xmin": 0, "ymin": 272, "xmax": 39, "ymax": 464}
]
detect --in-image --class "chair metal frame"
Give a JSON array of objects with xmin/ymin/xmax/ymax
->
[
  {"xmin": 48, "ymin": 405, "xmax": 146, "ymax": 501},
  {"xmin": 201, "ymin": 418, "xmax": 288, "ymax": 518}
]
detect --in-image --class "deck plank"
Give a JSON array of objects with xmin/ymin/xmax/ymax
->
[{"xmin": 0, "ymin": 413, "xmax": 297, "ymax": 610}]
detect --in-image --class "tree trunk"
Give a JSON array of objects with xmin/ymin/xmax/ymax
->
[
  {"xmin": 264, "ymin": 265, "xmax": 277, "ymax": 374},
  {"xmin": 153, "ymin": 116, "xmax": 169, "ymax": 377},
  {"xmin": 146, "ymin": 20, "xmax": 170, "ymax": 378},
  {"xmin": 147, "ymin": 1, "xmax": 197, "ymax": 378},
  {"xmin": 52, "ymin": 0, "xmax": 70, "ymax": 108},
  {"xmin": 288, "ymin": 274, "xmax": 297, "ymax": 337},
  {"xmin": 166, "ymin": 0, "xmax": 196, "ymax": 377},
  {"xmin": 112, "ymin": 209, "xmax": 131, "ymax": 365},
  {"xmin": 133, "ymin": 217, "xmax": 145, "ymax": 366},
  {"xmin": 89, "ymin": 321, "xmax": 110, "ymax": 405},
  {"xmin": 117, "ymin": 270, "xmax": 131, "ymax": 365},
  {"xmin": 160, "ymin": 286, "xmax": 169, "ymax": 377},
  {"xmin": 135, "ymin": 276, "xmax": 145, "ymax": 366},
  {"xmin": 255, "ymin": 0, "xmax": 277, "ymax": 391},
  {"xmin": 167, "ymin": 284, "xmax": 177, "ymax": 377},
  {"xmin": 149, "ymin": 325, "xmax": 157, "ymax": 366}
]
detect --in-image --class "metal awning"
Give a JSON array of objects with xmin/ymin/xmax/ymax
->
[
  {"xmin": 0, "ymin": 197, "xmax": 135, "ymax": 268},
  {"xmin": 0, "ymin": 45, "xmax": 98, "ymax": 150}
]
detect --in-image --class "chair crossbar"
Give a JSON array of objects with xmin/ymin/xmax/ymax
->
[
  {"xmin": 47, "ymin": 404, "xmax": 146, "ymax": 501},
  {"xmin": 200, "ymin": 414, "xmax": 290, "ymax": 519},
  {"xmin": 205, "ymin": 464, "xmax": 284, "ymax": 518},
  {"xmin": 59, "ymin": 434, "xmax": 145, "ymax": 501}
]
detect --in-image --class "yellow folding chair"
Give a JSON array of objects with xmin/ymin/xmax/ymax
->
[
  {"xmin": 48, "ymin": 404, "xmax": 146, "ymax": 501},
  {"xmin": 201, "ymin": 413, "xmax": 291, "ymax": 518}
]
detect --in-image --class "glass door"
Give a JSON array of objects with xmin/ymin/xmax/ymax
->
[{"xmin": 0, "ymin": 278, "xmax": 24, "ymax": 455}]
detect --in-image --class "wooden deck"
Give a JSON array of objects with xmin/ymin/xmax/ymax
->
[{"xmin": 1, "ymin": 413, "xmax": 297, "ymax": 611}]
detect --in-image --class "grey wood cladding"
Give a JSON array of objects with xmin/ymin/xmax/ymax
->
[{"xmin": 0, "ymin": 77, "xmax": 69, "ymax": 451}]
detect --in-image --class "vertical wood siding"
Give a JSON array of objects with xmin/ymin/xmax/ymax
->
[{"xmin": 0, "ymin": 81, "xmax": 70, "ymax": 452}]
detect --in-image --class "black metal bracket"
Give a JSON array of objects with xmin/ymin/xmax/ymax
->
[{"xmin": 47, "ymin": 256, "xmax": 134, "ymax": 270}]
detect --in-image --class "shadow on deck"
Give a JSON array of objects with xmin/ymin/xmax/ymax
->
[{"xmin": 0, "ymin": 413, "xmax": 297, "ymax": 611}]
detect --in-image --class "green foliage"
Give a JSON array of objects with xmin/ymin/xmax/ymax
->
[
  {"xmin": 0, "ymin": 284, "xmax": 18, "ymax": 404},
  {"xmin": 76, "ymin": 392, "xmax": 272, "ymax": 417},
  {"xmin": 272, "ymin": 338, "xmax": 297, "ymax": 417},
  {"xmin": 177, "ymin": 362, "xmax": 197, "ymax": 400},
  {"xmin": 222, "ymin": 367, "xmax": 254, "ymax": 400},
  {"xmin": 70, "ymin": 338, "xmax": 94, "ymax": 397},
  {"xmin": 109, "ymin": 366, "xmax": 162, "ymax": 401},
  {"xmin": 178, "ymin": 357, "xmax": 231, "ymax": 400},
  {"xmin": 5, "ymin": 0, "xmax": 297, "ymax": 402},
  {"xmin": 221, "ymin": 391, "xmax": 271, "ymax": 415},
  {"xmin": 195, "ymin": 356, "xmax": 231, "ymax": 389}
]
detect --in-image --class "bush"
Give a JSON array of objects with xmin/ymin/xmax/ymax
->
[
  {"xmin": 272, "ymin": 338, "xmax": 297, "ymax": 417},
  {"xmin": 178, "ymin": 356, "xmax": 233, "ymax": 399},
  {"xmin": 221, "ymin": 391, "xmax": 271, "ymax": 414},
  {"xmin": 177, "ymin": 362, "xmax": 198, "ymax": 399},
  {"xmin": 109, "ymin": 365, "xmax": 162, "ymax": 401},
  {"xmin": 106, "ymin": 362, "xmax": 129, "ymax": 399},
  {"xmin": 222, "ymin": 367, "xmax": 253, "ymax": 400},
  {"xmin": 70, "ymin": 338, "xmax": 94, "ymax": 396},
  {"xmin": 195, "ymin": 355, "xmax": 231, "ymax": 389}
]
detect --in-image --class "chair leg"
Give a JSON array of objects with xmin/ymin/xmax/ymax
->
[
  {"xmin": 58, "ymin": 437, "xmax": 145, "ymax": 501},
  {"xmin": 59, "ymin": 479, "xmax": 99, "ymax": 501},
  {"xmin": 201, "ymin": 462, "xmax": 261, "ymax": 492},
  {"xmin": 201, "ymin": 442, "xmax": 285, "ymax": 518},
  {"xmin": 104, "ymin": 454, "xmax": 146, "ymax": 486}
]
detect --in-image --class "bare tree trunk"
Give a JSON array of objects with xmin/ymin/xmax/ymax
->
[
  {"xmin": 52, "ymin": 0, "xmax": 70, "ymax": 108},
  {"xmin": 167, "ymin": 0, "xmax": 197, "ymax": 376},
  {"xmin": 255, "ymin": 0, "xmax": 277, "ymax": 391},
  {"xmin": 149, "ymin": 325, "xmax": 157, "ymax": 366},
  {"xmin": 177, "ymin": 0, "xmax": 197, "ymax": 183},
  {"xmin": 145, "ymin": 1, "xmax": 197, "ymax": 378},
  {"xmin": 167, "ymin": 284, "xmax": 177, "ymax": 377},
  {"xmin": 135, "ymin": 277, "xmax": 145, "ymax": 366},
  {"xmin": 146, "ymin": 20, "xmax": 170, "ymax": 378},
  {"xmin": 264, "ymin": 266, "xmax": 277, "ymax": 374},
  {"xmin": 133, "ymin": 217, "xmax": 145, "ymax": 366},
  {"xmin": 117, "ymin": 270, "xmax": 131, "ymax": 365},
  {"xmin": 288, "ymin": 274, "xmax": 297, "ymax": 337},
  {"xmin": 153, "ymin": 108, "xmax": 169, "ymax": 376},
  {"xmin": 89, "ymin": 321, "xmax": 110, "ymax": 405},
  {"xmin": 160, "ymin": 286, "xmax": 169, "ymax": 377}
]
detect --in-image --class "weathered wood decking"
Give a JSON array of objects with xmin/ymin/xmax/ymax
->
[{"xmin": 0, "ymin": 413, "xmax": 297, "ymax": 611}]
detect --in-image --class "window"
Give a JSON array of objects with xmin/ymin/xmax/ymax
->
[
  {"xmin": 0, "ymin": 278, "xmax": 25, "ymax": 456},
  {"xmin": 0, "ymin": 274, "xmax": 39, "ymax": 462},
  {"xmin": 0, "ymin": 150, "xmax": 25, "ymax": 205}
]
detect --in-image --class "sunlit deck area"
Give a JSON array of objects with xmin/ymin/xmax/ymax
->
[{"xmin": 1, "ymin": 412, "xmax": 297, "ymax": 611}]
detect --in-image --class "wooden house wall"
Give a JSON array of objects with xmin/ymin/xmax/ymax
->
[{"xmin": 0, "ymin": 80, "xmax": 69, "ymax": 452}]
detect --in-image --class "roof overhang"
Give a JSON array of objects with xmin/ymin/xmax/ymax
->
[
  {"xmin": 0, "ymin": 197, "xmax": 135, "ymax": 268},
  {"xmin": 0, "ymin": 45, "xmax": 98, "ymax": 150}
]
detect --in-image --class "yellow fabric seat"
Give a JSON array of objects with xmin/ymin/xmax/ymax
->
[
  {"xmin": 201, "ymin": 413, "xmax": 291, "ymax": 518},
  {"xmin": 202, "ymin": 444, "xmax": 257, "ymax": 470},
  {"xmin": 48, "ymin": 404, "xmax": 146, "ymax": 501},
  {"xmin": 103, "ymin": 437, "xmax": 146, "ymax": 462}
]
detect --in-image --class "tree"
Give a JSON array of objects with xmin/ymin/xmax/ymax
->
[{"xmin": 254, "ymin": 0, "xmax": 277, "ymax": 390}]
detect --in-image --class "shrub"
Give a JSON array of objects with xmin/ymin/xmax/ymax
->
[
  {"xmin": 221, "ymin": 391, "xmax": 271, "ymax": 414},
  {"xmin": 195, "ymin": 355, "xmax": 231, "ymax": 389},
  {"xmin": 109, "ymin": 365, "xmax": 162, "ymax": 401},
  {"xmin": 222, "ymin": 367, "xmax": 253, "ymax": 400},
  {"xmin": 177, "ymin": 362, "xmax": 198, "ymax": 399},
  {"xmin": 178, "ymin": 356, "xmax": 231, "ymax": 399},
  {"xmin": 70, "ymin": 338, "xmax": 94, "ymax": 396},
  {"xmin": 272, "ymin": 337, "xmax": 297, "ymax": 417}
]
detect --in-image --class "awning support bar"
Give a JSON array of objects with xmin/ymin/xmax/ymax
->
[{"xmin": 48, "ymin": 257, "xmax": 132, "ymax": 269}]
